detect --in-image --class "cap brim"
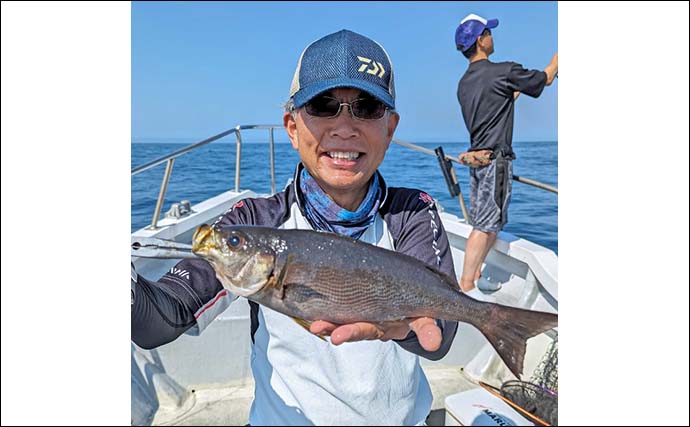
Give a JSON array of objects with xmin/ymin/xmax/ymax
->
[
  {"xmin": 486, "ymin": 18, "xmax": 499, "ymax": 29},
  {"xmin": 293, "ymin": 77, "xmax": 395, "ymax": 109}
]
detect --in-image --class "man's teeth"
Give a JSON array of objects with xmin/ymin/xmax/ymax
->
[{"xmin": 328, "ymin": 152, "xmax": 360, "ymax": 160}]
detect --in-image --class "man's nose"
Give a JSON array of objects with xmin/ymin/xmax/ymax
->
[{"xmin": 329, "ymin": 104, "xmax": 358, "ymax": 138}]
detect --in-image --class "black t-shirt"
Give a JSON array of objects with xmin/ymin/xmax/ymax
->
[{"xmin": 457, "ymin": 60, "xmax": 547, "ymax": 158}]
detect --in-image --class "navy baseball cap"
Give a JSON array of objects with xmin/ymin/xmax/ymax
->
[
  {"xmin": 289, "ymin": 29, "xmax": 396, "ymax": 109},
  {"xmin": 455, "ymin": 14, "xmax": 499, "ymax": 51}
]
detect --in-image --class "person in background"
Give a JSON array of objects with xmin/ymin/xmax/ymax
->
[
  {"xmin": 132, "ymin": 29, "xmax": 459, "ymax": 426},
  {"xmin": 454, "ymin": 13, "xmax": 557, "ymax": 294}
]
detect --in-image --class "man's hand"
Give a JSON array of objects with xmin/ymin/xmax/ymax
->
[
  {"xmin": 544, "ymin": 53, "xmax": 558, "ymax": 86},
  {"xmin": 458, "ymin": 149, "xmax": 493, "ymax": 167},
  {"xmin": 309, "ymin": 317, "xmax": 442, "ymax": 352}
]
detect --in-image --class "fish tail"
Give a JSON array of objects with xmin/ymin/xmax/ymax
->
[{"xmin": 477, "ymin": 304, "xmax": 558, "ymax": 379}]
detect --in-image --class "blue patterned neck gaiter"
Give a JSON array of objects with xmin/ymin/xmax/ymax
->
[{"xmin": 299, "ymin": 167, "xmax": 381, "ymax": 239}]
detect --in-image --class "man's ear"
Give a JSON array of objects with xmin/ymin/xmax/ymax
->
[
  {"xmin": 284, "ymin": 111, "xmax": 299, "ymax": 150},
  {"xmin": 386, "ymin": 111, "xmax": 400, "ymax": 142},
  {"xmin": 477, "ymin": 34, "xmax": 489, "ymax": 51}
]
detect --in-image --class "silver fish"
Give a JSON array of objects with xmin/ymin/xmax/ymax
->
[{"xmin": 192, "ymin": 224, "xmax": 557, "ymax": 377}]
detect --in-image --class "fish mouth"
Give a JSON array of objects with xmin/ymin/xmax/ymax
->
[{"xmin": 192, "ymin": 224, "xmax": 215, "ymax": 254}]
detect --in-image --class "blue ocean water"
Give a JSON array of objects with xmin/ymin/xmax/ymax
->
[{"xmin": 132, "ymin": 141, "xmax": 558, "ymax": 253}]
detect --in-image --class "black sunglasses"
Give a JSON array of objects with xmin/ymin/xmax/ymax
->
[{"xmin": 303, "ymin": 95, "xmax": 388, "ymax": 120}]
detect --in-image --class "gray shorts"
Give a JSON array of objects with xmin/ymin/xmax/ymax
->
[{"xmin": 469, "ymin": 156, "xmax": 513, "ymax": 233}]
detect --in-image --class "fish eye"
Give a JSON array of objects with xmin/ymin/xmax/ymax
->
[{"xmin": 226, "ymin": 234, "xmax": 245, "ymax": 249}]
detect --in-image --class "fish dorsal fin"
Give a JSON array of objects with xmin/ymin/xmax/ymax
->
[{"xmin": 291, "ymin": 317, "xmax": 327, "ymax": 342}]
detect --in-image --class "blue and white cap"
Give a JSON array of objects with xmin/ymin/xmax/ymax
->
[
  {"xmin": 289, "ymin": 29, "xmax": 396, "ymax": 109},
  {"xmin": 455, "ymin": 13, "xmax": 499, "ymax": 51}
]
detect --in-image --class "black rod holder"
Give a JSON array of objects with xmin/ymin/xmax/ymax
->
[{"xmin": 435, "ymin": 146, "xmax": 460, "ymax": 197}]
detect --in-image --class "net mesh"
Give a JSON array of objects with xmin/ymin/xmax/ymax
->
[
  {"xmin": 530, "ymin": 331, "xmax": 558, "ymax": 392},
  {"xmin": 500, "ymin": 332, "xmax": 558, "ymax": 425},
  {"xmin": 501, "ymin": 381, "xmax": 558, "ymax": 426}
]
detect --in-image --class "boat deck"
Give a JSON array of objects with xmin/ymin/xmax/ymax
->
[{"xmin": 150, "ymin": 364, "xmax": 479, "ymax": 426}]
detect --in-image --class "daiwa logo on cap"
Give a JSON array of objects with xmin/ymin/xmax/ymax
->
[
  {"xmin": 289, "ymin": 29, "xmax": 396, "ymax": 109},
  {"xmin": 357, "ymin": 56, "xmax": 386, "ymax": 78}
]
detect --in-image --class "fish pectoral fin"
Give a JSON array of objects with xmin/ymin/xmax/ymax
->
[
  {"xmin": 291, "ymin": 317, "xmax": 327, "ymax": 341},
  {"xmin": 266, "ymin": 251, "xmax": 291, "ymax": 300}
]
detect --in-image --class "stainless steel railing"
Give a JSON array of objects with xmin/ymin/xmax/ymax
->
[
  {"xmin": 132, "ymin": 124, "xmax": 558, "ymax": 229},
  {"xmin": 131, "ymin": 125, "xmax": 283, "ymax": 229}
]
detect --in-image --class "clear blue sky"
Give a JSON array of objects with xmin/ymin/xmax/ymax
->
[{"xmin": 132, "ymin": 1, "xmax": 557, "ymax": 142}]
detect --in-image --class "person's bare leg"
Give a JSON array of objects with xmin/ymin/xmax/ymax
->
[
  {"xmin": 460, "ymin": 229, "xmax": 496, "ymax": 292},
  {"xmin": 473, "ymin": 233, "xmax": 497, "ymax": 281}
]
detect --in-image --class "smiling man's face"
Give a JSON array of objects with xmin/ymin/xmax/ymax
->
[{"xmin": 284, "ymin": 87, "xmax": 399, "ymax": 210}]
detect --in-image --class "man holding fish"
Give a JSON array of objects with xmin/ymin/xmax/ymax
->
[{"xmin": 133, "ymin": 29, "xmax": 459, "ymax": 425}]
